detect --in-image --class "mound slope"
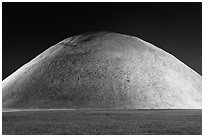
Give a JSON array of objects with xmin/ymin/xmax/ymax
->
[{"xmin": 2, "ymin": 32, "xmax": 202, "ymax": 109}]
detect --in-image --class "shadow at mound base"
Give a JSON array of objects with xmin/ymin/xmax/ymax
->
[{"xmin": 2, "ymin": 32, "xmax": 202, "ymax": 109}]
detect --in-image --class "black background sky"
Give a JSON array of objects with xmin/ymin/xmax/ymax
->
[{"xmin": 2, "ymin": 2, "xmax": 202, "ymax": 80}]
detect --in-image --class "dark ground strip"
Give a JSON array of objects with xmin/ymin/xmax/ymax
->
[{"xmin": 2, "ymin": 109, "xmax": 202, "ymax": 135}]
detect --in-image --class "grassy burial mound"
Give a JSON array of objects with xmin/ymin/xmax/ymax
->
[{"xmin": 2, "ymin": 32, "xmax": 202, "ymax": 109}]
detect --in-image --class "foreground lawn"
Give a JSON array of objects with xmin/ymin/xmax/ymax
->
[{"xmin": 2, "ymin": 109, "xmax": 202, "ymax": 135}]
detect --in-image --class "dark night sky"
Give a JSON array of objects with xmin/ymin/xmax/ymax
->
[{"xmin": 2, "ymin": 2, "xmax": 202, "ymax": 80}]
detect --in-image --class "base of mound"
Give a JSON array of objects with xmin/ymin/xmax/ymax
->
[{"xmin": 2, "ymin": 109, "xmax": 202, "ymax": 135}]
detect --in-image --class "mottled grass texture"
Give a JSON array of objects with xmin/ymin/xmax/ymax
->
[
  {"xmin": 2, "ymin": 32, "xmax": 201, "ymax": 109},
  {"xmin": 2, "ymin": 109, "xmax": 201, "ymax": 135}
]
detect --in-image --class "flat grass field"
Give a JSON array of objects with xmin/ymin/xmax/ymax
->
[{"xmin": 2, "ymin": 109, "xmax": 202, "ymax": 135}]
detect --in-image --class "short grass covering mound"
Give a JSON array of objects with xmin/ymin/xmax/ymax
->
[{"xmin": 3, "ymin": 32, "xmax": 202, "ymax": 109}]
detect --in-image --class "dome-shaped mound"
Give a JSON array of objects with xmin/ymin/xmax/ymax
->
[{"xmin": 2, "ymin": 32, "xmax": 202, "ymax": 109}]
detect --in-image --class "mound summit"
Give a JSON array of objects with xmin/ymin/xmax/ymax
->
[{"xmin": 2, "ymin": 32, "xmax": 202, "ymax": 109}]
